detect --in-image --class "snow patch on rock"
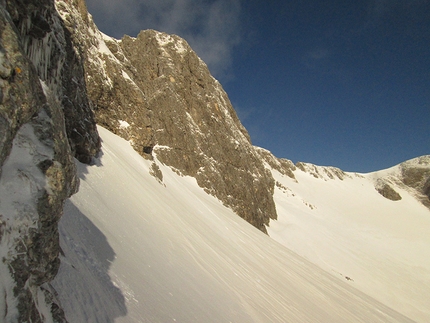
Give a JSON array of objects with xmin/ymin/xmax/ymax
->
[{"xmin": 118, "ymin": 120, "xmax": 130, "ymax": 129}]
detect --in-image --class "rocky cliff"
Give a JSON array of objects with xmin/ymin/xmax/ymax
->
[
  {"xmin": 55, "ymin": 0, "xmax": 277, "ymax": 232},
  {"xmin": 0, "ymin": 0, "xmax": 99, "ymax": 321}
]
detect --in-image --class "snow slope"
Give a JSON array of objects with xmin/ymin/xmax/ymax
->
[
  {"xmin": 53, "ymin": 126, "xmax": 414, "ymax": 322},
  {"xmin": 268, "ymin": 163, "xmax": 430, "ymax": 322}
]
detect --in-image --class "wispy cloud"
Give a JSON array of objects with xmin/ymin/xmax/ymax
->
[
  {"xmin": 86, "ymin": 0, "xmax": 242, "ymax": 80},
  {"xmin": 302, "ymin": 48, "xmax": 331, "ymax": 69}
]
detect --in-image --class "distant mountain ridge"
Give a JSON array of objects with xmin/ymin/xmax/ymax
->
[{"xmin": 267, "ymin": 154, "xmax": 430, "ymax": 322}]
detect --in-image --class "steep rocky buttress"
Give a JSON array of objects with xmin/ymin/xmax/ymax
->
[{"xmin": 56, "ymin": 0, "xmax": 277, "ymax": 232}]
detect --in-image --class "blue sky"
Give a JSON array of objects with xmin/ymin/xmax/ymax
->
[{"xmin": 86, "ymin": 0, "xmax": 429, "ymax": 172}]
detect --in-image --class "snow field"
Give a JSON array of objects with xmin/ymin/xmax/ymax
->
[
  {"xmin": 53, "ymin": 126, "xmax": 414, "ymax": 322},
  {"xmin": 268, "ymin": 163, "xmax": 430, "ymax": 322}
]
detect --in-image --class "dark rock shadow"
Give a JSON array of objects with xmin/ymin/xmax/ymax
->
[
  {"xmin": 91, "ymin": 146, "xmax": 104, "ymax": 167},
  {"xmin": 77, "ymin": 146, "xmax": 104, "ymax": 181},
  {"xmin": 52, "ymin": 198, "xmax": 127, "ymax": 322}
]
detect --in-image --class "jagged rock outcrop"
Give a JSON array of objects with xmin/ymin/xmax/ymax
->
[
  {"xmin": 371, "ymin": 156, "xmax": 430, "ymax": 207},
  {"xmin": 375, "ymin": 180, "xmax": 402, "ymax": 201},
  {"xmin": 399, "ymin": 156, "xmax": 430, "ymax": 208},
  {"xmin": 295, "ymin": 161, "xmax": 350, "ymax": 181},
  {"xmin": 56, "ymin": 0, "xmax": 277, "ymax": 232},
  {"xmin": 0, "ymin": 0, "xmax": 100, "ymax": 320},
  {"xmin": 254, "ymin": 147, "xmax": 297, "ymax": 180}
]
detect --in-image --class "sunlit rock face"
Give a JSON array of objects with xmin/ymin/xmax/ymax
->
[
  {"xmin": 120, "ymin": 31, "xmax": 277, "ymax": 231},
  {"xmin": 370, "ymin": 156, "xmax": 430, "ymax": 207},
  {"xmin": 57, "ymin": 0, "xmax": 278, "ymax": 232},
  {"xmin": 375, "ymin": 180, "xmax": 402, "ymax": 201},
  {"xmin": 0, "ymin": 0, "xmax": 99, "ymax": 320},
  {"xmin": 399, "ymin": 156, "xmax": 430, "ymax": 208}
]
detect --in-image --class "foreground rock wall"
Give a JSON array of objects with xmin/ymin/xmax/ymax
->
[{"xmin": 0, "ymin": 0, "xmax": 99, "ymax": 320}]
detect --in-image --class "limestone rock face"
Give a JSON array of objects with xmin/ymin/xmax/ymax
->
[
  {"xmin": 375, "ymin": 180, "xmax": 402, "ymax": 201},
  {"xmin": 55, "ymin": 0, "xmax": 153, "ymax": 155},
  {"xmin": 0, "ymin": 0, "xmax": 99, "ymax": 320},
  {"xmin": 7, "ymin": 0, "xmax": 100, "ymax": 164},
  {"xmin": 399, "ymin": 155, "xmax": 430, "ymax": 208},
  {"xmin": 56, "ymin": 1, "xmax": 277, "ymax": 231},
  {"xmin": 371, "ymin": 156, "xmax": 430, "ymax": 208},
  {"xmin": 121, "ymin": 31, "xmax": 276, "ymax": 231}
]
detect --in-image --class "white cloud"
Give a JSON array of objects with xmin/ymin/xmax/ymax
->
[{"xmin": 86, "ymin": 0, "xmax": 242, "ymax": 80}]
